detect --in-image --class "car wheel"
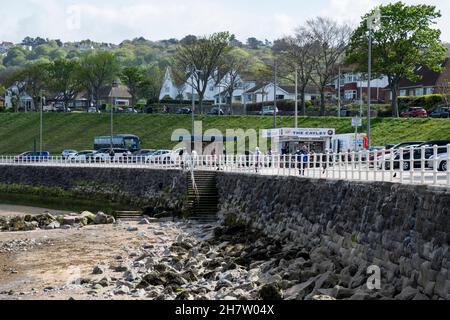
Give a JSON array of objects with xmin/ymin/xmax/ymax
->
[
  {"xmin": 440, "ymin": 161, "xmax": 447, "ymax": 172},
  {"xmin": 402, "ymin": 162, "xmax": 410, "ymax": 171}
]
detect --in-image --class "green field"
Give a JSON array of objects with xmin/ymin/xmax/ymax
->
[{"xmin": 0, "ymin": 113, "xmax": 449, "ymax": 155}]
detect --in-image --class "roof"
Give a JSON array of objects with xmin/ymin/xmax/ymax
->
[
  {"xmin": 244, "ymin": 83, "xmax": 321, "ymax": 95},
  {"xmin": 98, "ymin": 85, "xmax": 132, "ymax": 99},
  {"xmin": 399, "ymin": 58, "xmax": 450, "ymax": 88}
]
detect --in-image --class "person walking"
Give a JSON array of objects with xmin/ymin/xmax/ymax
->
[
  {"xmin": 296, "ymin": 145, "xmax": 308, "ymax": 176},
  {"xmin": 255, "ymin": 147, "xmax": 262, "ymax": 173}
]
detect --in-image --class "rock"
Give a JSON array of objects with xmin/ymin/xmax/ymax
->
[
  {"xmin": 98, "ymin": 277, "xmax": 111, "ymax": 287},
  {"xmin": 92, "ymin": 266, "xmax": 104, "ymax": 275},
  {"xmin": 315, "ymin": 271, "xmax": 339, "ymax": 289},
  {"xmin": 313, "ymin": 295, "xmax": 336, "ymax": 301},
  {"xmin": 259, "ymin": 284, "xmax": 283, "ymax": 300},
  {"xmin": 413, "ymin": 293, "xmax": 430, "ymax": 300},
  {"xmin": 45, "ymin": 221, "xmax": 60, "ymax": 230},
  {"xmin": 114, "ymin": 285, "xmax": 130, "ymax": 295},
  {"xmin": 94, "ymin": 212, "xmax": 108, "ymax": 225},
  {"xmin": 333, "ymin": 286, "xmax": 355, "ymax": 299},
  {"xmin": 139, "ymin": 219, "xmax": 151, "ymax": 225},
  {"xmin": 127, "ymin": 227, "xmax": 139, "ymax": 232},
  {"xmin": 123, "ymin": 270, "xmax": 138, "ymax": 282},
  {"xmin": 284, "ymin": 278, "xmax": 316, "ymax": 300},
  {"xmin": 62, "ymin": 215, "xmax": 87, "ymax": 226},
  {"xmin": 395, "ymin": 286, "xmax": 419, "ymax": 300}
]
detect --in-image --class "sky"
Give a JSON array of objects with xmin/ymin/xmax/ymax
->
[{"xmin": 1, "ymin": 0, "xmax": 449, "ymax": 44}]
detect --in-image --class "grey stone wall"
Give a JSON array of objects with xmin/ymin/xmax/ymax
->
[
  {"xmin": 217, "ymin": 173, "xmax": 450, "ymax": 299},
  {"xmin": 0, "ymin": 165, "xmax": 187, "ymax": 212}
]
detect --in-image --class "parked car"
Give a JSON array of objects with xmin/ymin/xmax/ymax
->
[
  {"xmin": 61, "ymin": 149, "xmax": 78, "ymax": 159},
  {"xmin": 176, "ymin": 108, "xmax": 192, "ymax": 115},
  {"xmin": 67, "ymin": 150, "xmax": 97, "ymax": 163},
  {"xmin": 88, "ymin": 107, "xmax": 101, "ymax": 114},
  {"xmin": 401, "ymin": 107, "xmax": 427, "ymax": 118},
  {"xmin": 124, "ymin": 108, "xmax": 138, "ymax": 114},
  {"xmin": 377, "ymin": 142, "xmax": 424, "ymax": 168},
  {"xmin": 384, "ymin": 140, "xmax": 450, "ymax": 170},
  {"xmin": 429, "ymin": 106, "xmax": 450, "ymax": 118},
  {"xmin": 259, "ymin": 106, "xmax": 279, "ymax": 116},
  {"xmin": 128, "ymin": 149, "xmax": 157, "ymax": 163},
  {"xmin": 93, "ymin": 148, "xmax": 131, "ymax": 162},
  {"xmin": 56, "ymin": 106, "xmax": 71, "ymax": 113},
  {"xmin": 428, "ymin": 153, "xmax": 448, "ymax": 172},
  {"xmin": 146, "ymin": 150, "xmax": 172, "ymax": 164},
  {"xmin": 15, "ymin": 151, "xmax": 50, "ymax": 162},
  {"xmin": 208, "ymin": 107, "xmax": 225, "ymax": 116}
]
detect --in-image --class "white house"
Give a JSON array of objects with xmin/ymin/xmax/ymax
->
[
  {"xmin": 243, "ymin": 83, "xmax": 322, "ymax": 104},
  {"xmin": 159, "ymin": 68, "xmax": 258, "ymax": 104},
  {"xmin": 4, "ymin": 85, "xmax": 35, "ymax": 111}
]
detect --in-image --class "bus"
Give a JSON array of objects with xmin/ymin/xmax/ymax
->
[{"xmin": 94, "ymin": 134, "xmax": 141, "ymax": 152}]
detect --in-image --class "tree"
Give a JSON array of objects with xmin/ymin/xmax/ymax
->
[
  {"xmin": 174, "ymin": 32, "xmax": 231, "ymax": 112},
  {"xmin": 216, "ymin": 48, "xmax": 250, "ymax": 113},
  {"xmin": 273, "ymin": 27, "xmax": 316, "ymax": 115},
  {"xmin": 306, "ymin": 17, "xmax": 352, "ymax": 115},
  {"xmin": 16, "ymin": 62, "xmax": 50, "ymax": 111},
  {"xmin": 119, "ymin": 66, "xmax": 145, "ymax": 107},
  {"xmin": 346, "ymin": 2, "xmax": 447, "ymax": 117},
  {"xmin": 78, "ymin": 51, "xmax": 119, "ymax": 109},
  {"xmin": 246, "ymin": 37, "xmax": 264, "ymax": 50},
  {"xmin": 48, "ymin": 59, "xmax": 81, "ymax": 111}
]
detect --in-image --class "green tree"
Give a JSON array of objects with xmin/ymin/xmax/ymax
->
[
  {"xmin": 78, "ymin": 51, "xmax": 119, "ymax": 110},
  {"xmin": 21, "ymin": 62, "xmax": 51, "ymax": 111},
  {"xmin": 346, "ymin": 2, "xmax": 447, "ymax": 117},
  {"xmin": 48, "ymin": 59, "xmax": 82, "ymax": 111},
  {"xmin": 174, "ymin": 32, "xmax": 231, "ymax": 112},
  {"xmin": 119, "ymin": 66, "xmax": 145, "ymax": 107}
]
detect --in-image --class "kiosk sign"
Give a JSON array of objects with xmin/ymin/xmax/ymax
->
[
  {"xmin": 352, "ymin": 118, "xmax": 362, "ymax": 127},
  {"xmin": 262, "ymin": 128, "xmax": 335, "ymax": 138}
]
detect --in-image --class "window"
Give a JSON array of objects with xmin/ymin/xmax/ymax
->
[
  {"xmin": 415, "ymin": 88, "xmax": 423, "ymax": 97},
  {"xmin": 400, "ymin": 90, "xmax": 407, "ymax": 97},
  {"xmin": 234, "ymin": 96, "xmax": 242, "ymax": 102},
  {"xmin": 209, "ymin": 86, "xmax": 214, "ymax": 92},
  {"xmin": 425, "ymin": 87, "xmax": 434, "ymax": 95},
  {"xmin": 276, "ymin": 95, "xmax": 284, "ymax": 100},
  {"xmin": 165, "ymin": 86, "xmax": 170, "ymax": 93},
  {"xmin": 344, "ymin": 90, "xmax": 357, "ymax": 100}
]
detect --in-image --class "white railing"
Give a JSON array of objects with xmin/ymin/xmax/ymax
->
[{"xmin": 0, "ymin": 144, "xmax": 449, "ymax": 187}]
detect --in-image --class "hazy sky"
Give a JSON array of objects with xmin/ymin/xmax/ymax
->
[{"xmin": 1, "ymin": 0, "xmax": 449, "ymax": 43}]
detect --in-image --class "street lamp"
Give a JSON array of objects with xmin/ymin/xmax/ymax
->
[
  {"xmin": 273, "ymin": 58, "xmax": 278, "ymax": 129},
  {"xmin": 189, "ymin": 66, "xmax": 202, "ymax": 150},
  {"xmin": 40, "ymin": 90, "xmax": 44, "ymax": 153},
  {"xmin": 367, "ymin": 8, "xmax": 385, "ymax": 149}
]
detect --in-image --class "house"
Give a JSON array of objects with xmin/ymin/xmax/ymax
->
[
  {"xmin": 0, "ymin": 96, "xmax": 5, "ymax": 108},
  {"xmin": 98, "ymin": 83, "xmax": 132, "ymax": 107},
  {"xmin": 243, "ymin": 83, "xmax": 322, "ymax": 104},
  {"xmin": 333, "ymin": 66, "xmax": 389, "ymax": 103},
  {"xmin": 159, "ymin": 67, "xmax": 258, "ymax": 104},
  {"xmin": 384, "ymin": 58, "xmax": 450, "ymax": 101},
  {"xmin": 4, "ymin": 85, "xmax": 35, "ymax": 111}
]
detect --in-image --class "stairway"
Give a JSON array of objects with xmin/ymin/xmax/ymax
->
[
  {"xmin": 187, "ymin": 171, "xmax": 219, "ymax": 221},
  {"xmin": 115, "ymin": 211, "xmax": 143, "ymax": 221}
]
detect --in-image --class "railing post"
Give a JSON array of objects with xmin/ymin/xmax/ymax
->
[
  {"xmin": 433, "ymin": 145, "xmax": 438, "ymax": 185},
  {"xmin": 399, "ymin": 148, "xmax": 404, "ymax": 184},
  {"xmin": 447, "ymin": 144, "xmax": 450, "ymax": 187}
]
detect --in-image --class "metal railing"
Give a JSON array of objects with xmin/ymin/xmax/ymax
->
[{"xmin": 0, "ymin": 144, "xmax": 449, "ymax": 187}]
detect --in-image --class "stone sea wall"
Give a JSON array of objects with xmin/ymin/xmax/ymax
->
[
  {"xmin": 0, "ymin": 165, "xmax": 187, "ymax": 213},
  {"xmin": 216, "ymin": 173, "xmax": 450, "ymax": 299}
]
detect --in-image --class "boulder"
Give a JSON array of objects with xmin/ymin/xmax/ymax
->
[
  {"xmin": 284, "ymin": 278, "xmax": 316, "ymax": 300},
  {"xmin": 45, "ymin": 221, "xmax": 60, "ymax": 230},
  {"xmin": 258, "ymin": 284, "xmax": 283, "ymax": 300},
  {"xmin": 92, "ymin": 265, "xmax": 104, "ymax": 275},
  {"xmin": 94, "ymin": 212, "xmax": 108, "ymax": 225},
  {"xmin": 395, "ymin": 286, "xmax": 419, "ymax": 300}
]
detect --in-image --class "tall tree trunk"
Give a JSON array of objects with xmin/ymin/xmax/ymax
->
[
  {"xmin": 320, "ymin": 90, "xmax": 325, "ymax": 116},
  {"xmin": 300, "ymin": 86, "xmax": 306, "ymax": 117},
  {"xmin": 391, "ymin": 83, "xmax": 400, "ymax": 118}
]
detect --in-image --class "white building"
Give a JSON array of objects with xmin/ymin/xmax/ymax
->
[
  {"xmin": 159, "ymin": 68, "xmax": 258, "ymax": 104},
  {"xmin": 4, "ymin": 85, "xmax": 35, "ymax": 111},
  {"xmin": 243, "ymin": 84, "xmax": 322, "ymax": 104}
]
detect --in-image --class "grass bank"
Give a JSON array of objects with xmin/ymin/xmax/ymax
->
[{"xmin": 0, "ymin": 113, "xmax": 449, "ymax": 154}]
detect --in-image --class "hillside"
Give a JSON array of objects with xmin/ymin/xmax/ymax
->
[{"xmin": 0, "ymin": 114, "xmax": 449, "ymax": 155}]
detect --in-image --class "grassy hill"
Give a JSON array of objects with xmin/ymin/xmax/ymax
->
[{"xmin": 0, "ymin": 113, "xmax": 449, "ymax": 155}]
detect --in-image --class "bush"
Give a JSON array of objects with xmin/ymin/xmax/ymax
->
[
  {"xmin": 246, "ymin": 99, "xmax": 313, "ymax": 112},
  {"xmin": 398, "ymin": 94, "xmax": 447, "ymax": 111}
]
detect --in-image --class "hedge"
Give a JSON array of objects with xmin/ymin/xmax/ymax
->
[
  {"xmin": 397, "ymin": 94, "xmax": 448, "ymax": 111},
  {"xmin": 246, "ymin": 100, "xmax": 313, "ymax": 112}
]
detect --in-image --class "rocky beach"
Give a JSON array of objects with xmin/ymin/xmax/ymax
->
[{"xmin": 0, "ymin": 206, "xmax": 428, "ymax": 301}]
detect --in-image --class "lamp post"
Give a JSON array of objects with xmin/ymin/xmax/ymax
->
[
  {"xmin": 273, "ymin": 58, "xmax": 278, "ymax": 129},
  {"xmin": 295, "ymin": 66, "xmax": 298, "ymax": 129},
  {"xmin": 110, "ymin": 87, "xmax": 114, "ymax": 150},
  {"xmin": 40, "ymin": 90, "xmax": 44, "ymax": 153},
  {"xmin": 190, "ymin": 67, "xmax": 203, "ymax": 150},
  {"xmin": 338, "ymin": 65, "xmax": 341, "ymax": 118},
  {"xmin": 367, "ymin": 8, "xmax": 383, "ymax": 149}
]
